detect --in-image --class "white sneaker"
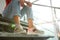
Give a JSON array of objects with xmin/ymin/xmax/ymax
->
[
  {"xmin": 27, "ymin": 28, "xmax": 44, "ymax": 35},
  {"xmin": 14, "ymin": 25, "xmax": 26, "ymax": 34}
]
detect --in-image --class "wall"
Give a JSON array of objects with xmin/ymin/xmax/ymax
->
[{"xmin": 0, "ymin": 0, "xmax": 5, "ymax": 14}]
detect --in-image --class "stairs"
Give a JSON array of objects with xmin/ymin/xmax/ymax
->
[
  {"xmin": 0, "ymin": 14, "xmax": 54, "ymax": 40},
  {"xmin": 0, "ymin": 32, "xmax": 54, "ymax": 40}
]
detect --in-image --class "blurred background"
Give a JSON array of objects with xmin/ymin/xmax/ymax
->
[{"xmin": 0, "ymin": 0, "xmax": 60, "ymax": 40}]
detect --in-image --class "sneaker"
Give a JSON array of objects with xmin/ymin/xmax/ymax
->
[
  {"xmin": 14, "ymin": 25, "xmax": 26, "ymax": 34},
  {"xmin": 27, "ymin": 27, "xmax": 44, "ymax": 35}
]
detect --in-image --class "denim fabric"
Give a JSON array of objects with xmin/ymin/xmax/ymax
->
[{"xmin": 2, "ymin": 0, "xmax": 33, "ymax": 20}]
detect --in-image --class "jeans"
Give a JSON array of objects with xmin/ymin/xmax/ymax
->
[{"xmin": 2, "ymin": 0, "xmax": 33, "ymax": 20}]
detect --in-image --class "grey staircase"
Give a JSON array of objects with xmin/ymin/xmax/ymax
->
[{"xmin": 0, "ymin": 14, "xmax": 54, "ymax": 40}]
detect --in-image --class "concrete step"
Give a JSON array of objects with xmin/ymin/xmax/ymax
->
[{"xmin": 0, "ymin": 32, "xmax": 54, "ymax": 40}]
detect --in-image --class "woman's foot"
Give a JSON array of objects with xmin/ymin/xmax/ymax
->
[
  {"xmin": 14, "ymin": 25, "xmax": 26, "ymax": 34},
  {"xmin": 27, "ymin": 27, "xmax": 44, "ymax": 35}
]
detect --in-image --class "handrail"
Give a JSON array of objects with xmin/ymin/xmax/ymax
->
[{"xmin": 32, "ymin": 3, "xmax": 60, "ymax": 9}]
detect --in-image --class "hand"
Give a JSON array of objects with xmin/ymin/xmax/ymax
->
[
  {"xmin": 20, "ymin": 0, "xmax": 25, "ymax": 7},
  {"xmin": 27, "ymin": 2, "xmax": 32, "ymax": 7},
  {"xmin": 25, "ymin": 1, "xmax": 32, "ymax": 7}
]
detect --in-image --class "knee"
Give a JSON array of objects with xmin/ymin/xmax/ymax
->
[
  {"xmin": 24, "ymin": 5, "xmax": 32, "ymax": 11},
  {"xmin": 26, "ymin": 6, "xmax": 32, "ymax": 10},
  {"xmin": 28, "ymin": 5, "xmax": 32, "ymax": 7}
]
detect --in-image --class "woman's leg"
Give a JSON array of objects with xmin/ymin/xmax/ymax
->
[
  {"xmin": 22, "ymin": 6, "xmax": 44, "ymax": 34},
  {"xmin": 14, "ymin": 16, "xmax": 20, "ymax": 25},
  {"xmin": 21, "ymin": 6, "xmax": 34, "ymax": 28},
  {"xmin": 26, "ymin": 7, "xmax": 34, "ymax": 29},
  {"xmin": 14, "ymin": 16, "xmax": 22, "ymax": 32},
  {"xmin": 13, "ymin": 15, "xmax": 27, "ymax": 33},
  {"xmin": 2, "ymin": 0, "xmax": 26, "ymax": 33}
]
